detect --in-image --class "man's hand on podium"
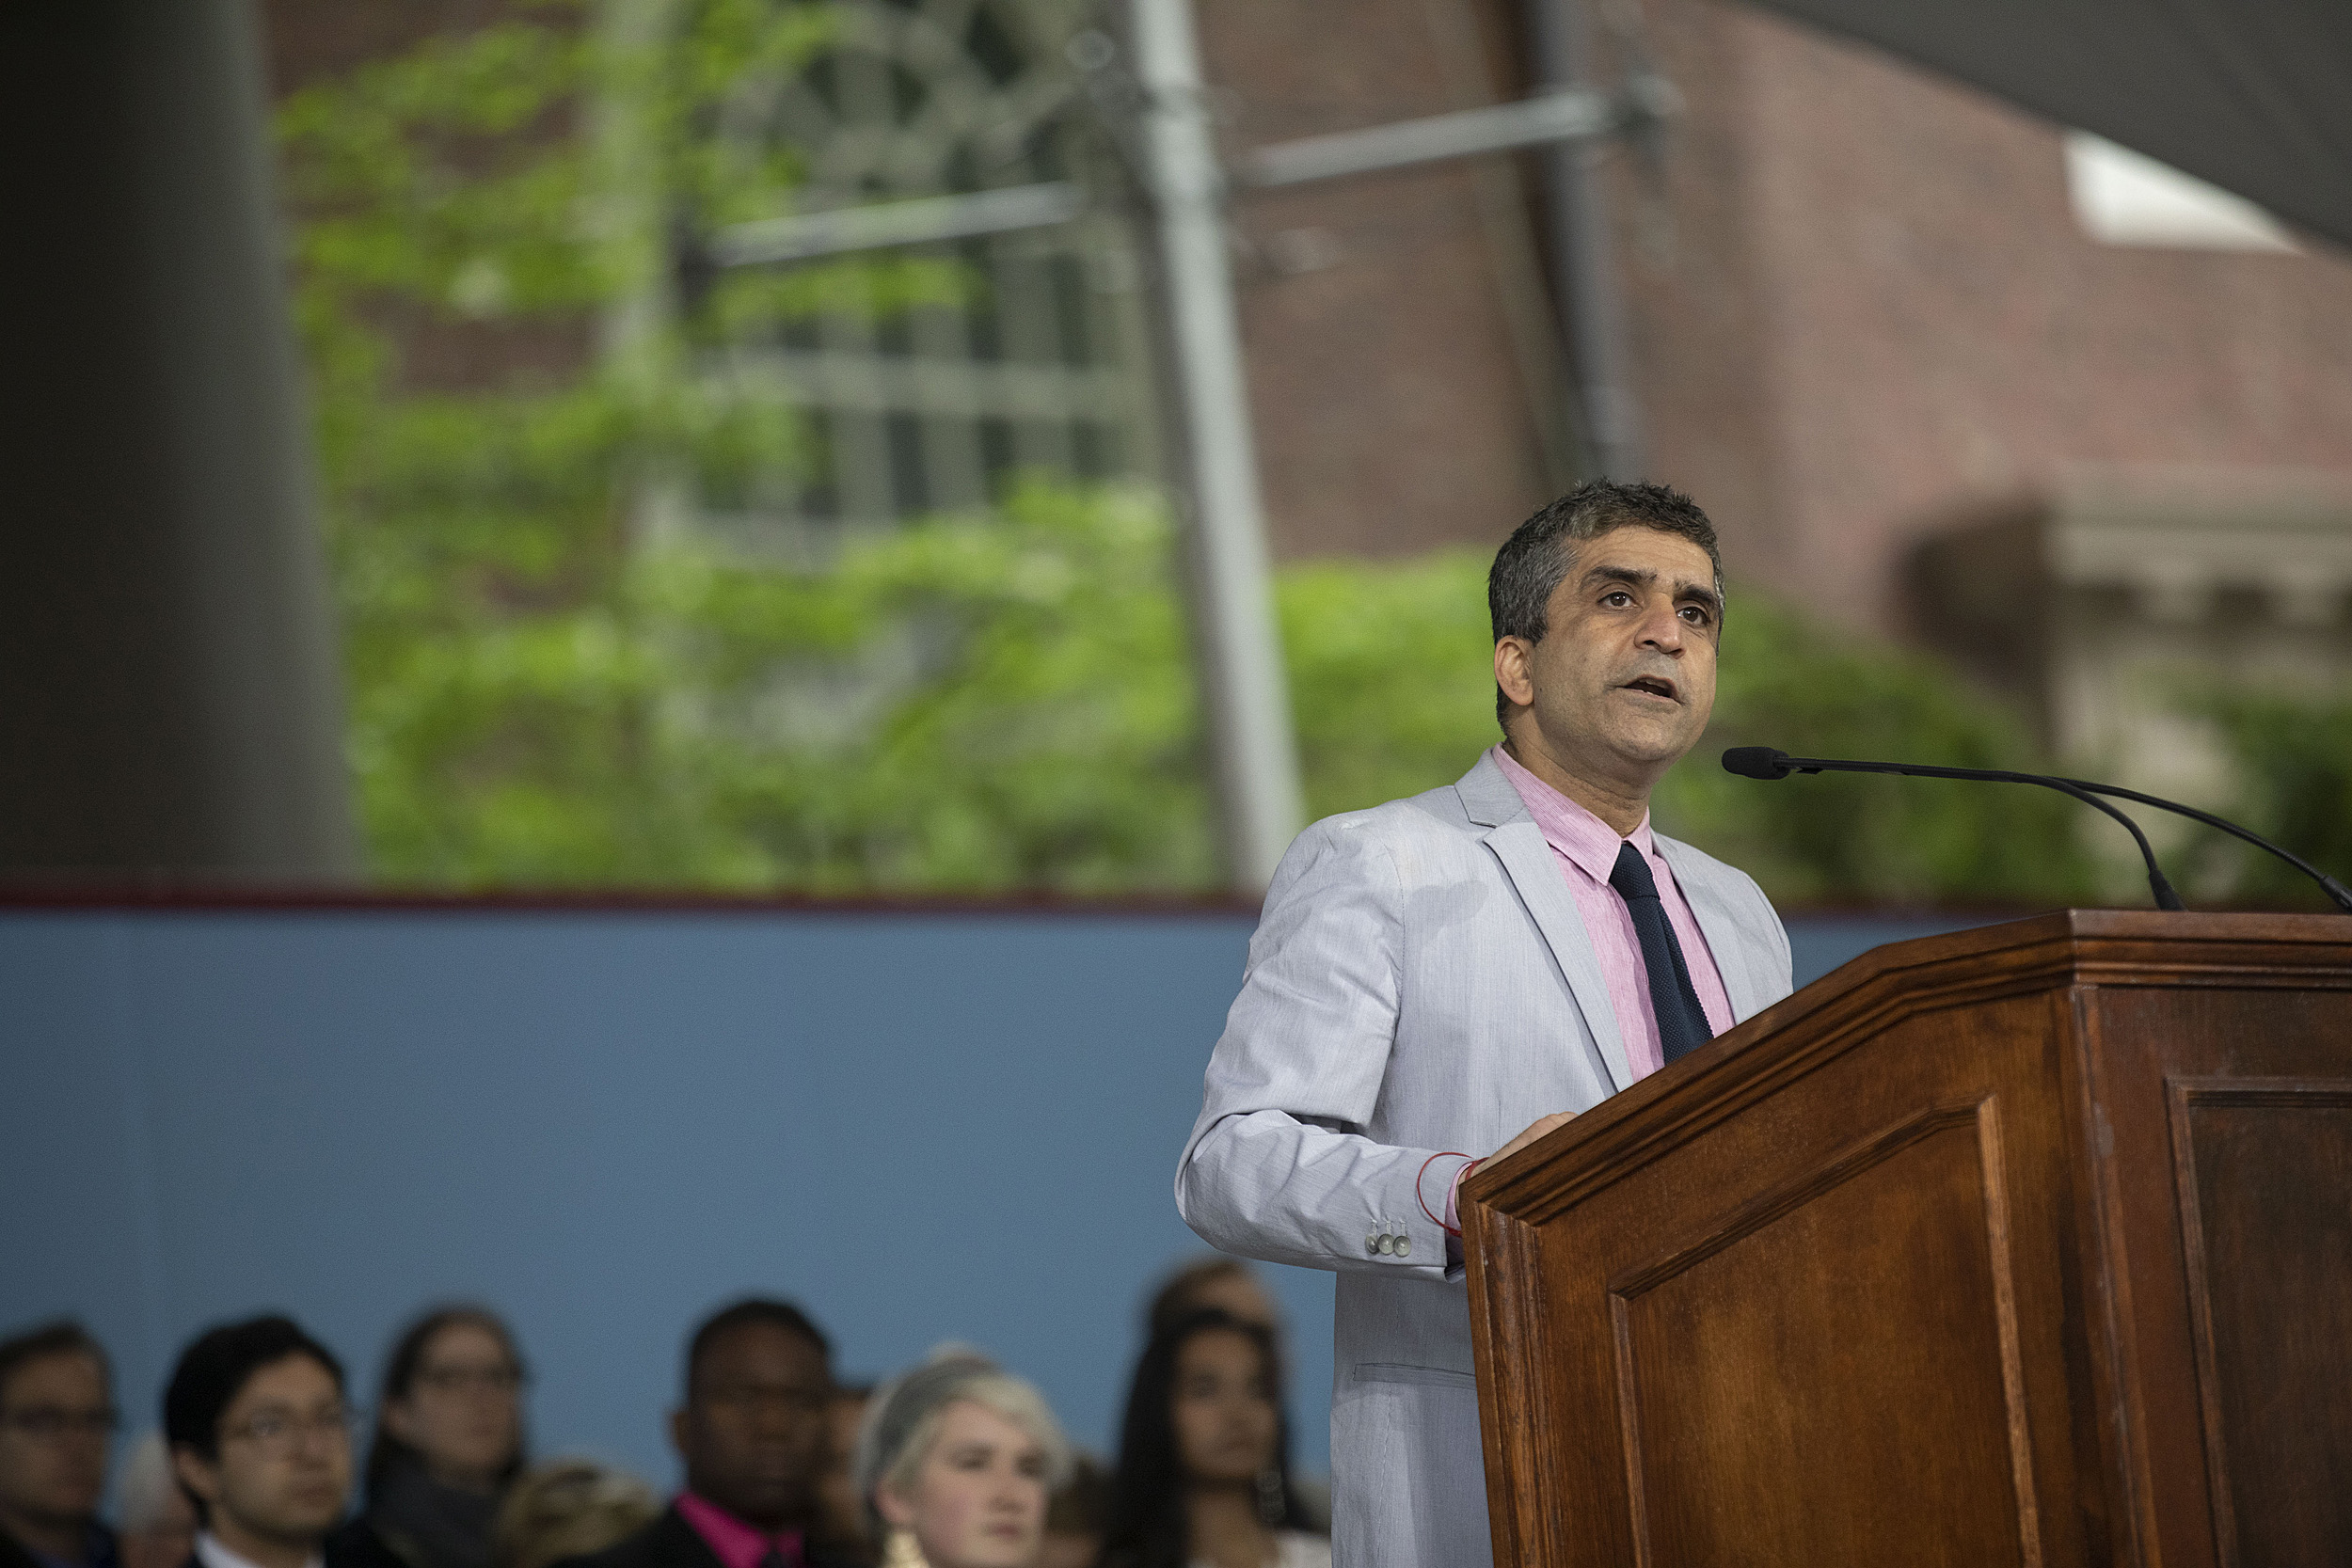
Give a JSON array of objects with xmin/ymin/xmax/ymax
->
[{"xmin": 1488, "ymin": 1111, "xmax": 1577, "ymax": 1168}]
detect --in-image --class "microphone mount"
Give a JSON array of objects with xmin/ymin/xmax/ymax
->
[{"xmin": 1721, "ymin": 746, "xmax": 2185, "ymax": 911}]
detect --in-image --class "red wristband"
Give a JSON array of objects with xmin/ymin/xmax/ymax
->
[{"xmin": 1417, "ymin": 1150, "xmax": 1476, "ymax": 1236}]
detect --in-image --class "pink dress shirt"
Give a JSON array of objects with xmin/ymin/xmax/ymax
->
[
  {"xmin": 1446, "ymin": 745, "xmax": 1737, "ymax": 1231},
  {"xmin": 1490, "ymin": 744, "xmax": 1735, "ymax": 1069},
  {"xmin": 675, "ymin": 1494, "xmax": 804, "ymax": 1568}
]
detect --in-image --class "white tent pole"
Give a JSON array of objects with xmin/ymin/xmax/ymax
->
[{"xmin": 1129, "ymin": 0, "xmax": 1306, "ymax": 892}]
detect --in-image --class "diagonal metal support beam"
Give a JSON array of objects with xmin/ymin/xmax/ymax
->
[
  {"xmin": 1233, "ymin": 87, "xmax": 1619, "ymax": 189},
  {"xmin": 705, "ymin": 90, "xmax": 1640, "ymax": 268},
  {"xmin": 708, "ymin": 182, "xmax": 1086, "ymax": 267}
]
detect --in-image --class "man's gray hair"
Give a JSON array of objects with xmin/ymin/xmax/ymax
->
[{"xmin": 851, "ymin": 1347, "xmax": 1072, "ymax": 1541}]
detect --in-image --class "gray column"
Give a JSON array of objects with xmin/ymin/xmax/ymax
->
[
  {"xmin": 1527, "ymin": 0, "xmax": 1645, "ymax": 481},
  {"xmin": 0, "ymin": 0, "xmax": 355, "ymax": 880}
]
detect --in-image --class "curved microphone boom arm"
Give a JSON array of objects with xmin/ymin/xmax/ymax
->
[
  {"xmin": 2054, "ymin": 776, "xmax": 2352, "ymax": 914},
  {"xmin": 1721, "ymin": 746, "xmax": 2185, "ymax": 911}
]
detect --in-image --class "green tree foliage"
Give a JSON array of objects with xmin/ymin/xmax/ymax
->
[
  {"xmin": 1281, "ymin": 550, "xmax": 1496, "ymax": 822},
  {"xmin": 643, "ymin": 481, "xmax": 1216, "ymax": 892},
  {"xmin": 278, "ymin": 1, "xmax": 976, "ymax": 888},
  {"xmin": 2184, "ymin": 689, "xmax": 2352, "ymax": 909}
]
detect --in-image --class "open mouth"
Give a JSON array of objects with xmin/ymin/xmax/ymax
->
[{"xmin": 1621, "ymin": 674, "xmax": 1679, "ymax": 703}]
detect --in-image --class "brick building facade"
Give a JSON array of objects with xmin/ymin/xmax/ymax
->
[{"xmin": 1200, "ymin": 0, "xmax": 2352, "ymax": 617}]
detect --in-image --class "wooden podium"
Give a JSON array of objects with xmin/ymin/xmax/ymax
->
[{"xmin": 1459, "ymin": 911, "xmax": 2352, "ymax": 1568}]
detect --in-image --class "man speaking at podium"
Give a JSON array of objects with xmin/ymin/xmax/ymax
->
[{"xmin": 1177, "ymin": 480, "xmax": 1793, "ymax": 1567}]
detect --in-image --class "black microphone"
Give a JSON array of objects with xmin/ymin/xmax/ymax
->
[{"xmin": 1721, "ymin": 746, "xmax": 2186, "ymax": 911}]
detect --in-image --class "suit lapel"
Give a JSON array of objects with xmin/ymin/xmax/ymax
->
[
  {"xmin": 1487, "ymin": 822, "xmax": 1635, "ymax": 1093},
  {"xmin": 1459, "ymin": 753, "xmax": 1633, "ymax": 1094},
  {"xmin": 1656, "ymin": 836, "xmax": 1764, "ymax": 1021}
]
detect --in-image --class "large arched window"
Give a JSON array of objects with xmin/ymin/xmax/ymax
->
[{"xmin": 719, "ymin": 0, "xmax": 1154, "ymax": 533}]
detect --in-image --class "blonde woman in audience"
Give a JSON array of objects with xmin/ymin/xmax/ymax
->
[
  {"xmin": 852, "ymin": 1352, "xmax": 1068, "ymax": 1568},
  {"xmin": 491, "ymin": 1461, "xmax": 660, "ymax": 1568}
]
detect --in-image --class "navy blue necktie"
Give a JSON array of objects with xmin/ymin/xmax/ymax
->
[{"xmin": 1609, "ymin": 840, "xmax": 1714, "ymax": 1065}]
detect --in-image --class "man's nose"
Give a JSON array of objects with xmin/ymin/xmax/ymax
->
[{"xmin": 1639, "ymin": 601, "xmax": 1686, "ymax": 649}]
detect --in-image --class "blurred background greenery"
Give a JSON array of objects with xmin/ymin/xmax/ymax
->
[{"xmin": 279, "ymin": 0, "xmax": 2347, "ymax": 909}]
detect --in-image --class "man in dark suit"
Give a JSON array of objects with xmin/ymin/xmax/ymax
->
[
  {"xmin": 555, "ymin": 1302, "xmax": 860, "ymax": 1568},
  {"xmin": 163, "ymin": 1317, "xmax": 355, "ymax": 1568},
  {"xmin": 0, "ymin": 1322, "xmax": 120, "ymax": 1568}
]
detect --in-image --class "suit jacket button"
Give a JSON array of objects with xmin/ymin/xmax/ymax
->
[
  {"xmin": 1394, "ymin": 1236, "xmax": 1412, "ymax": 1259},
  {"xmin": 1366, "ymin": 1232, "xmax": 1382, "ymax": 1255}
]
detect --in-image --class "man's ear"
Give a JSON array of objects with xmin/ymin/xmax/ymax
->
[
  {"xmin": 172, "ymin": 1446, "xmax": 221, "ymax": 1508},
  {"xmin": 382, "ymin": 1398, "xmax": 420, "ymax": 1448},
  {"xmin": 1494, "ymin": 637, "xmax": 1536, "ymax": 710},
  {"xmin": 668, "ymin": 1407, "xmax": 692, "ymax": 1467}
]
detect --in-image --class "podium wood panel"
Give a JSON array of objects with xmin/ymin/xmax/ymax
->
[{"xmin": 1460, "ymin": 911, "xmax": 2352, "ymax": 1568}]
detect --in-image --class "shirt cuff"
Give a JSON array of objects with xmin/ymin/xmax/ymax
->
[
  {"xmin": 1442, "ymin": 1156, "xmax": 1479, "ymax": 1275},
  {"xmin": 1443, "ymin": 1157, "xmax": 1478, "ymax": 1231}
]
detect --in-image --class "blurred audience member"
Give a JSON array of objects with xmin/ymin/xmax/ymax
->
[
  {"xmin": 165, "ymin": 1316, "xmax": 356, "ymax": 1568},
  {"xmin": 336, "ymin": 1308, "xmax": 529, "ymax": 1568},
  {"xmin": 1139, "ymin": 1266, "xmax": 1324, "ymax": 1533},
  {"xmin": 490, "ymin": 1464, "xmax": 656, "ymax": 1568},
  {"xmin": 551, "ymin": 1300, "xmax": 855, "ymax": 1568},
  {"xmin": 115, "ymin": 1435, "xmax": 197, "ymax": 1568},
  {"xmin": 0, "ymin": 1322, "xmax": 119, "ymax": 1568},
  {"xmin": 1036, "ymin": 1456, "xmax": 1108, "ymax": 1568},
  {"xmin": 810, "ymin": 1388, "xmax": 870, "ymax": 1563},
  {"xmin": 851, "ymin": 1353, "xmax": 1066, "ymax": 1568},
  {"xmin": 1142, "ymin": 1265, "xmax": 1272, "ymax": 1344},
  {"xmin": 1101, "ymin": 1312, "xmax": 1325, "ymax": 1568}
]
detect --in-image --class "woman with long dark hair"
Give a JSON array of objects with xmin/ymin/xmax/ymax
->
[
  {"xmin": 333, "ymin": 1307, "xmax": 529, "ymax": 1568},
  {"xmin": 1100, "ymin": 1311, "xmax": 1327, "ymax": 1568}
]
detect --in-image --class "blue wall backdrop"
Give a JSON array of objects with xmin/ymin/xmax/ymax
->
[{"xmin": 0, "ymin": 903, "xmax": 1985, "ymax": 1496}]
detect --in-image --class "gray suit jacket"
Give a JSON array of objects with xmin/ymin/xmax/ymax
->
[{"xmin": 1177, "ymin": 752, "xmax": 1792, "ymax": 1568}]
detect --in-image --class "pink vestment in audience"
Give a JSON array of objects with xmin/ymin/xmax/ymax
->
[{"xmin": 674, "ymin": 1494, "xmax": 803, "ymax": 1568}]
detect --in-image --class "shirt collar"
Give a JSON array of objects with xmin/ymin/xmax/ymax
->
[
  {"xmin": 194, "ymin": 1533, "xmax": 319, "ymax": 1568},
  {"xmin": 1489, "ymin": 743, "xmax": 1653, "ymax": 881},
  {"xmin": 673, "ymin": 1495, "xmax": 803, "ymax": 1568}
]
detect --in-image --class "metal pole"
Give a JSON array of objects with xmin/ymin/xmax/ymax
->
[
  {"xmin": 1128, "ymin": 0, "xmax": 1305, "ymax": 891},
  {"xmin": 1527, "ymin": 0, "xmax": 1645, "ymax": 479}
]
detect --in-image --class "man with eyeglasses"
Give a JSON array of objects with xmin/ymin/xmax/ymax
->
[
  {"xmin": 164, "ymin": 1318, "xmax": 357, "ymax": 1568},
  {"xmin": 553, "ymin": 1299, "xmax": 858, "ymax": 1568},
  {"xmin": 0, "ymin": 1321, "xmax": 120, "ymax": 1568}
]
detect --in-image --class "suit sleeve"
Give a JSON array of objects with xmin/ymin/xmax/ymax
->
[
  {"xmin": 1174, "ymin": 816, "xmax": 1472, "ymax": 1281},
  {"xmin": 1748, "ymin": 869, "xmax": 1794, "ymax": 1004}
]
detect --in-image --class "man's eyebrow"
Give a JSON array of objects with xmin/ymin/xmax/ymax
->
[
  {"xmin": 1579, "ymin": 562, "xmax": 1722, "ymax": 611},
  {"xmin": 1579, "ymin": 562, "xmax": 1657, "ymax": 592}
]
